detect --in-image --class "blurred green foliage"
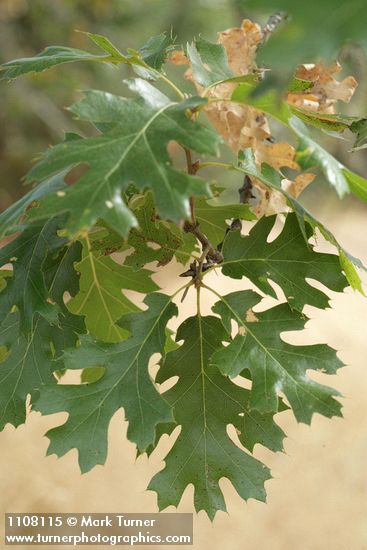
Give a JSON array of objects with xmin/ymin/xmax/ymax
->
[{"xmin": 242, "ymin": 0, "xmax": 367, "ymax": 72}]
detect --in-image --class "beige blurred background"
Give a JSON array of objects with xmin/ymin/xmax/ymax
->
[{"xmin": 1, "ymin": 1, "xmax": 367, "ymax": 549}]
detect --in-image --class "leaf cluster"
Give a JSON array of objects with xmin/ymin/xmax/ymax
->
[{"xmin": 0, "ymin": 20, "xmax": 365, "ymax": 518}]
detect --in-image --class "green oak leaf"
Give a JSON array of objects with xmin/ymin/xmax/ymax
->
[
  {"xmin": 89, "ymin": 222, "xmax": 129, "ymax": 256},
  {"xmin": 42, "ymin": 240, "xmax": 86, "ymax": 358},
  {"xmin": 0, "ymin": 173, "xmax": 67, "ymax": 238},
  {"xmin": 187, "ymin": 37, "xmax": 232, "ymax": 88},
  {"xmin": 0, "ymin": 234, "xmax": 85, "ymax": 417},
  {"xmin": 33, "ymin": 293, "xmax": 177, "ymax": 473},
  {"xmin": 67, "ymin": 240, "xmax": 159, "ymax": 342},
  {"xmin": 195, "ymin": 195, "xmax": 256, "ymax": 247},
  {"xmin": 342, "ymin": 169, "xmax": 367, "ymax": 204},
  {"xmin": 0, "ymin": 311, "xmax": 83, "ymax": 430},
  {"xmin": 292, "ymin": 117, "xmax": 367, "ymax": 204},
  {"xmin": 0, "ymin": 217, "xmax": 68, "ymax": 332},
  {"xmin": 236, "ymin": 149, "xmax": 365, "ymax": 292},
  {"xmin": 26, "ymin": 91, "xmax": 219, "ymax": 235},
  {"xmin": 221, "ymin": 213, "xmax": 348, "ymax": 312},
  {"xmin": 0, "ymin": 46, "xmax": 113, "ymax": 81},
  {"xmin": 0, "ymin": 313, "xmax": 54, "ymax": 430},
  {"xmin": 125, "ymin": 192, "xmax": 188, "ymax": 270},
  {"xmin": 150, "ymin": 314, "xmax": 283, "ymax": 519},
  {"xmin": 0, "ymin": 31, "xmax": 174, "ymax": 81},
  {"xmin": 25, "ymin": 132, "xmax": 136, "ymax": 239},
  {"xmin": 43, "ymin": 241, "xmax": 82, "ymax": 312},
  {"xmin": 351, "ymin": 119, "xmax": 367, "ymax": 151},
  {"xmin": 187, "ymin": 37, "xmax": 258, "ymax": 90},
  {"xmin": 291, "ymin": 117, "xmax": 349, "ymax": 198},
  {"xmin": 0, "ymin": 271, "xmax": 12, "ymax": 293},
  {"xmin": 210, "ymin": 290, "xmax": 343, "ymax": 423},
  {"xmin": 137, "ymin": 32, "xmax": 175, "ymax": 70}
]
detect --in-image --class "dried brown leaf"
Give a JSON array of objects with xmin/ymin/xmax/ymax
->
[
  {"xmin": 255, "ymin": 142, "xmax": 299, "ymax": 171},
  {"xmin": 252, "ymin": 181, "xmax": 288, "ymax": 218},
  {"xmin": 183, "ymin": 19, "xmax": 270, "ymax": 153},
  {"xmin": 287, "ymin": 62, "xmax": 357, "ymax": 113},
  {"xmin": 251, "ymin": 172, "xmax": 315, "ymax": 218},
  {"xmin": 217, "ymin": 18, "xmax": 263, "ymax": 75},
  {"xmin": 282, "ymin": 173, "xmax": 316, "ymax": 198},
  {"xmin": 180, "ymin": 19, "xmax": 323, "ymax": 220}
]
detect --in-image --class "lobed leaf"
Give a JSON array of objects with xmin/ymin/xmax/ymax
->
[
  {"xmin": 187, "ymin": 38, "xmax": 233, "ymax": 88},
  {"xmin": 0, "ymin": 313, "xmax": 57, "ymax": 430},
  {"xmin": 67, "ymin": 240, "xmax": 159, "ymax": 342},
  {"xmin": 195, "ymin": 195, "xmax": 256, "ymax": 247},
  {"xmin": 34, "ymin": 293, "xmax": 177, "ymax": 473},
  {"xmin": 211, "ymin": 290, "xmax": 344, "ymax": 422},
  {"xmin": 26, "ymin": 91, "xmax": 219, "ymax": 235},
  {"xmin": 150, "ymin": 314, "xmax": 281, "ymax": 519},
  {"xmin": 0, "ymin": 31, "xmax": 174, "ymax": 81},
  {"xmin": 221, "ymin": 213, "xmax": 348, "ymax": 312},
  {"xmin": 291, "ymin": 117, "xmax": 349, "ymax": 198},
  {"xmin": 236, "ymin": 149, "xmax": 365, "ymax": 292},
  {"xmin": 351, "ymin": 119, "xmax": 367, "ymax": 151},
  {"xmin": 0, "ymin": 46, "xmax": 111, "ymax": 81},
  {"xmin": 0, "ymin": 237, "xmax": 85, "ymax": 431},
  {"xmin": 125, "ymin": 192, "xmax": 194, "ymax": 270},
  {"xmin": 0, "ymin": 217, "xmax": 68, "ymax": 333},
  {"xmin": 0, "ymin": 173, "xmax": 67, "ymax": 238},
  {"xmin": 138, "ymin": 32, "xmax": 175, "ymax": 70}
]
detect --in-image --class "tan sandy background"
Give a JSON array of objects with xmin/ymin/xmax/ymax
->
[{"xmin": 0, "ymin": 198, "xmax": 366, "ymax": 550}]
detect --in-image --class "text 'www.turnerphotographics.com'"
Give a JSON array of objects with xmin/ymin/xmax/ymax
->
[{"xmin": 5, "ymin": 513, "xmax": 193, "ymax": 546}]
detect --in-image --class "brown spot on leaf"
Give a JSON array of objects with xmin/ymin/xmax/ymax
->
[{"xmin": 246, "ymin": 308, "xmax": 259, "ymax": 323}]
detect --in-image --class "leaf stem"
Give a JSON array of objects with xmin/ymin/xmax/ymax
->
[
  {"xmin": 197, "ymin": 160, "xmax": 235, "ymax": 171},
  {"xmin": 153, "ymin": 69, "xmax": 186, "ymax": 100},
  {"xmin": 183, "ymin": 149, "xmax": 224, "ymax": 262},
  {"xmin": 184, "ymin": 147, "xmax": 198, "ymax": 223},
  {"xmin": 196, "ymin": 285, "xmax": 201, "ymax": 316}
]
